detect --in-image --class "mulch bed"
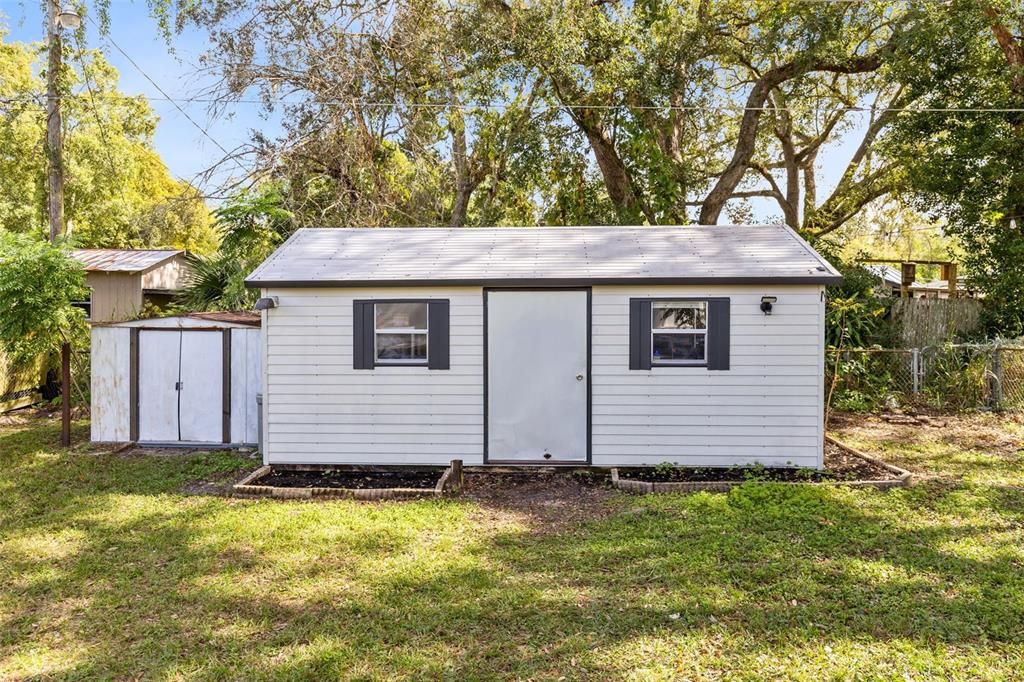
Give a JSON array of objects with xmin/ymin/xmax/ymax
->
[
  {"xmin": 618, "ymin": 441, "xmax": 890, "ymax": 483},
  {"xmin": 258, "ymin": 468, "xmax": 445, "ymax": 490},
  {"xmin": 461, "ymin": 470, "xmax": 616, "ymax": 526}
]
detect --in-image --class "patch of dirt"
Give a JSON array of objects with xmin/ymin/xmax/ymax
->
[
  {"xmin": 183, "ymin": 467, "xmax": 261, "ymax": 496},
  {"xmin": 829, "ymin": 411, "xmax": 1024, "ymax": 457},
  {"xmin": 0, "ymin": 404, "xmax": 85, "ymax": 426},
  {"xmin": 257, "ymin": 468, "xmax": 445, "ymax": 490},
  {"xmin": 0, "ymin": 413, "xmax": 31, "ymax": 427},
  {"xmin": 462, "ymin": 470, "xmax": 615, "ymax": 525},
  {"xmin": 119, "ymin": 446, "xmax": 253, "ymax": 458},
  {"xmin": 616, "ymin": 442, "xmax": 892, "ymax": 483}
]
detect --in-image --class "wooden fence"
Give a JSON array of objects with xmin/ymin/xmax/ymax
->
[{"xmin": 891, "ymin": 298, "xmax": 983, "ymax": 347}]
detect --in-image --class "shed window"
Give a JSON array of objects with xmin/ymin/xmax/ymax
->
[
  {"xmin": 71, "ymin": 289, "xmax": 92, "ymax": 321},
  {"xmin": 374, "ymin": 302, "xmax": 428, "ymax": 364},
  {"xmin": 652, "ymin": 301, "xmax": 706, "ymax": 364},
  {"xmin": 629, "ymin": 297, "xmax": 730, "ymax": 371}
]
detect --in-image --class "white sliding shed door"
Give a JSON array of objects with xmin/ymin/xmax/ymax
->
[
  {"xmin": 487, "ymin": 290, "xmax": 588, "ymax": 462},
  {"xmin": 137, "ymin": 329, "xmax": 225, "ymax": 444},
  {"xmin": 137, "ymin": 331, "xmax": 181, "ymax": 442},
  {"xmin": 178, "ymin": 332, "xmax": 224, "ymax": 443}
]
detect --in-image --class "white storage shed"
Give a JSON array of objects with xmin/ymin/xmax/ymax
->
[
  {"xmin": 247, "ymin": 225, "xmax": 841, "ymax": 468},
  {"xmin": 91, "ymin": 313, "xmax": 262, "ymax": 446}
]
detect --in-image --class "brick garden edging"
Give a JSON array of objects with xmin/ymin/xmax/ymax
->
[
  {"xmin": 232, "ymin": 464, "xmax": 454, "ymax": 500},
  {"xmin": 610, "ymin": 436, "xmax": 912, "ymax": 494}
]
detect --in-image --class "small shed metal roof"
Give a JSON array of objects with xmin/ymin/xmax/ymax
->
[
  {"xmin": 865, "ymin": 265, "xmax": 903, "ymax": 287},
  {"xmin": 187, "ymin": 311, "xmax": 261, "ymax": 326},
  {"xmin": 95, "ymin": 313, "xmax": 260, "ymax": 329},
  {"xmin": 73, "ymin": 249, "xmax": 184, "ymax": 273},
  {"xmin": 246, "ymin": 225, "xmax": 842, "ymax": 287}
]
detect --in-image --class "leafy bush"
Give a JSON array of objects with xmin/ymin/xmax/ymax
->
[
  {"xmin": 814, "ymin": 240, "xmax": 893, "ymax": 348},
  {"xmin": 828, "ymin": 350, "xmax": 904, "ymax": 412},
  {"xmin": 921, "ymin": 345, "xmax": 990, "ymax": 410},
  {"xmin": 0, "ymin": 233, "xmax": 87, "ymax": 360},
  {"xmin": 177, "ymin": 185, "xmax": 294, "ymax": 311}
]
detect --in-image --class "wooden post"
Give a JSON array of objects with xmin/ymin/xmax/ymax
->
[
  {"xmin": 943, "ymin": 263, "xmax": 958, "ymax": 299},
  {"xmin": 450, "ymin": 459, "xmax": 463, "ymax": 494},
  {"xmin": 60, "ymin": 342, "xmax": 70, "ymax": 446},
  {"xmin": 900, "ymin": 263, "xmax": 916, "ymax": 299}
]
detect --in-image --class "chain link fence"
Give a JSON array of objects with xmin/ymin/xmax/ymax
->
[
  {"xmin": 0, "ymin": 352, "xmax": 47, "ymax": 413},
  {"xmin": 827, "ymin": 343, "xmax": 1024, "ymax": 412}
]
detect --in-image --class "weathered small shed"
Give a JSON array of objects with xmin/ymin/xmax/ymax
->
[
  {"xmin": 247, "ymin": 225, "xmax": 841, "ymax": 468},
  {"xmin": 91, "ymin": 313, "xmax": 261, "ymax": 446},
  {"xmin": 72, "ymin": 249, "xmax": 192, "ymax": 322}
]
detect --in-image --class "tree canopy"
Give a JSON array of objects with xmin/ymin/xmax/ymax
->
[
  {"xmin": 0, "ymin": 29, "xmax": 217, "ymax": 253},
  {"xmin": 885, "ymin": 0, "xmax": 1024, "ymax": 335},
  {"xmin": 153, "ymin": 0, "xmax": 951, "ymax": 235},
  {"xmin": 9, "ymin": 1, "xmax": 1024, "ymax": 333}
]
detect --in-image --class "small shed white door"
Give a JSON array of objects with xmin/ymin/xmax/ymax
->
[
  {"xmin": 178, "ymin": 332, "xmax": 224, "ymax": 442},
  {"xmin": 137, "ymin": 330, "xmax": 224, "ymax": 444},
  {"xmin": 138, "ymin": 331, "xmax": 181, "ymax": 442},
  {"xmin": 487, "ymin": 290, "xmax": 588, "ymax": 462}
]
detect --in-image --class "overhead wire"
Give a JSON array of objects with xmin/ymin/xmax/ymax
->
[
  {"xmin": 82, "ymin": 13, "xmax": 249, "ymax": 176},
  {"xmin": 2, "ymin": 94, "xmax": 1024, "ymax": 114},
  {"xmin": 71, "ymin": 38, "xmax": 133, "ymax": 217}
]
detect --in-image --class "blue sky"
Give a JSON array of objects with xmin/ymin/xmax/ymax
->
[{"xmin": 1, "ymin": 0, "xmax": 866, "ymax": 221}]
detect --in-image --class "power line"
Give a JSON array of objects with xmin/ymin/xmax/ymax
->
[
  {"xmin": 3, "ymin": 93, "xmax": 1024, "ymax": 114},
  {"xmin": 83, "ymin": 14, "xmax": 248, "ymax": 177},
  {"xmin": 72, "ymin": 40, "xmax": 132, "ymax": 216}
]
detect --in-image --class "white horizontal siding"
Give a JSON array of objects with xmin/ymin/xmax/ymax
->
[
  {"xmin": 591, "ymin": 284, "xmax": 825, "ymax": 468},
  {"xmin": 262, "ymin": 286, "xmax": 484, "ymax": 465},
  {"xmin": 262, "ymin": 283, "xmax": 825, "ymax": 469}
]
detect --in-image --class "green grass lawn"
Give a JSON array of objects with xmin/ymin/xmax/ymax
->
[{"xmin": 2, "ymin": 413, "xmax": 1023, "ymax": 680}]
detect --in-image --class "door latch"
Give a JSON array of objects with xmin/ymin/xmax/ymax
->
[
  {"xmin": 576, "ymin": 374, "xmax": 584, "ymax": 381},
  {"xmin": 175, "ymin": 381, "xmax": 183, "ymax": 391}
]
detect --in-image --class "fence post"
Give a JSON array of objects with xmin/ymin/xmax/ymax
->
[
  {"xmin": 911, "ymin": 348, "xmax": 920, "ymax": 395},
  {"xmin": 990, "ymin": 344, "xmax": 1003, "ymax": 410}
]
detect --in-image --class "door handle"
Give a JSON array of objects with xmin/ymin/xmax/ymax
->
[{"xmin": 576, "ymin": 374, "xmax": 584, "ymax": 381}]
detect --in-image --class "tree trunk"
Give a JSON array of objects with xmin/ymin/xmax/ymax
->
[
  {"xmin": 450, "ymin": 180, "xmax": 477, "ymax": 228},
  {"xmin": 448, "ymin": 110, "xmax": 477, "ymax": 228},
  {"xmin": 578, "ymin": 116, "xmax": 655, "ymax": 224}
]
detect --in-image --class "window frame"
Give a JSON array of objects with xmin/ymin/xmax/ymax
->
[
  {"xmin": 650, "ymin": 299, "xmax": 708, "ymax": 366},
  {"xmin": 71, "ymin": 288, "xmax": 93, "ymax": 321},
  {"xmin": 372, "ymin": 301, "xmax": 430, "ymax": 366}
]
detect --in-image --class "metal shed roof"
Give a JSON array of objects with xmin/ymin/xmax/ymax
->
[
  {"xmin": 865, "ymin": 264, "xmax": 903, "ymax": 287},
  {"xmin": 246, "ymin": 225, "xmax": 842, "ymax": 287},
  {"xmin": 73, "ymin": 249, "xmax": 184, "ymax": 273}
]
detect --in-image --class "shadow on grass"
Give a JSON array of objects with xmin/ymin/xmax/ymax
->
[{"xmin": 2, "ymin": 419, "xmax": 1024, "ymax": 678}]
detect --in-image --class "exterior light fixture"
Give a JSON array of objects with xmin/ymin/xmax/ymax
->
[
  {"xmin": 760, "ymin": 296, "xmax": 777, "ymax": 315},
  {"xmin": 254, "ymin": 296, "xmax": 279, "ymax": 311},
  {"xmin": 56, "ymin": 7, "xmax": 82, "ymax": 30}
]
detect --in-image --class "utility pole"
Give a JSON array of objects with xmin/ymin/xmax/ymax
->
[
  {"xmin": 46, "ymin": 0, "xmax": 66, "ymax": 244},
  {"xmin": 45, "ymin": 0, "xmax": 80, "ymax": 446}
]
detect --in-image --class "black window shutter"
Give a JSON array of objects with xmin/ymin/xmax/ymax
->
[
  {"xmin": 629, "ymin": 299, "xmax": 652, "ymax": 370},
  {"xmin": 428, "ymin": 300, "xmax": 450, "ymax": 370},
  {"xmin": 353, "ymin": 301, "xmax": 374, "ymax": 369},
  {"xmin": 707, "ymin": 298, "xmax": 731, "ymax": 370}
]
